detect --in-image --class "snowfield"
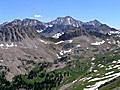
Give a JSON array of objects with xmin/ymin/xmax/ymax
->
[
  {"xmin": 56, "ymin": 54, "xmax": 61, "ymax": 59},
  {"xmin": 84, "ymin": 72, "xmax": 120, "ymax": 90},
  {"xmin": 36, "ymin": 29, "xmax": 43, "ymax": 33},
  {"xmin": 67, "ymin": 40, "xmax": 73, "ymax": 43},
  {"xmin": 52, "ymin": 32, "xmax": 64, "ymax": 39},
  {"xmin": 39, "ymin": 39, "xmax": 48, "ymax": 44},
  {"xmin": 76, "ymin": 44, "xmax": 81, "ymax": 48},
  {"xmin": 91, "ymin": 40, "xmax": 105, "ymax": 45},
  {"xmin": 59, "ymin": 49, "xmax": 72, "ymax": 56},
  {"xmin": 0, "ymin": 43, "xmax": 17, "ymax": 48},
  {"xmin": 55, "ymin": 41, "xmax": 64, "ymax": 45}
]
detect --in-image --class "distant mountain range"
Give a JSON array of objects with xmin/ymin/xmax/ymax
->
[{"xmin": 0, "ymin": 16, "xmax": 119, "ymax": 42}]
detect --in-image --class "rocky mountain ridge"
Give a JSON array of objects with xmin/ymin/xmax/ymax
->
[{"xmin": 1, "ymin": 16, "xmax": 119, "ymax": 41}]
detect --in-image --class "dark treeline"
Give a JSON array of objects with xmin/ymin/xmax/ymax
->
[
  {"xmin": 0, "ymin": 59, "xmax": 89, "ymax": 90},
  {"xmin": 0, "ymin": 62, "xmax": 70, "ymax": 90}
]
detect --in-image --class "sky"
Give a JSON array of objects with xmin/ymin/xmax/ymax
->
[{"xmin": 0, "ymin": 0, "xmax": 120, "ymax": 28}]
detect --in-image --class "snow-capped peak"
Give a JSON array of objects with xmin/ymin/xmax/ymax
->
[
  {"xmin": 48, "ymin": 16, "xmax": 83, "ymax": 27},
  {"xmin": 85, "ymin": 19, "xmax": 102, "ymax": 27}
]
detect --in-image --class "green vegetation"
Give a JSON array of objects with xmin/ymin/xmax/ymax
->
[
  {"xmin": 1, "ymin": 51, "xmax": 120, "ymax": 90},
  {"xmin": 0, "ymin": 72, "xmax": 14, "ymax": 90},
  {"xmin": 68, "ymin": 51, "xmax": 120, "ymax": 90},
  {"xmin": 0, "ymin": 57, "xmax": 90, "ymax": 90}
]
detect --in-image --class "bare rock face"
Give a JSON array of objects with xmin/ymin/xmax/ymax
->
[
  {"xmin": 0, "ymin": 25, "xmax": 36, "ymax": 42},
  {"xmin": 0, "ymin": 19, "xmax": 58, "ymax": 81}
]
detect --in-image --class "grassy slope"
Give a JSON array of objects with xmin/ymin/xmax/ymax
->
[{"xmin": 66, "ymin": 51, "xmax": 120, "ymax": 90}]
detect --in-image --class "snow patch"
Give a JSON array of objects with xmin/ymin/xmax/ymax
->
[
  {"xmin": 85, "ymin": 72, "xmax": 120, "ymax": 90},
  {"xmin": 67, "ymin": 18, "xmax": 71, "ymax": 25},
  {"xmin": 6, "ymin": 43, "xmax": 17, "ymax": 48},
  {"xmin": 48, "ymin": 24, "xmax": 53, "ymax": 27},
  {"xmin": 98, "ymin": 64, "xmax": 104, "ymax": 68},
  {"xmin": 0, "ymin": 43, "xmax": 17, "ymax": 49},
  {"xmin": 67, "ymin": 40, "xmax": 73, "ymax": 43},
  {"xmin": 108, "ymin": 41, "xmax": 112, "ymax": 44},
  {"xmin": 109, "ymin": 31, "xmax": 120, "ymax": 34},
  {"xmin": 105, "ymin": 71, "xmax": 114, "ymax": 76},
  {"xmin": 56, "ymin": 54, "xmax": 61, "ymax": 59},
  {"xmin": 72, "ymin": 80, "xmax": 77, "ymax": 84},
  {"xmin": 0, "ymin": 44, "xmax": 4, "ymax": 47},
  {"xmin": 113, "ymin": 65, "xmax": 120, "ymax": 69},
  {"xmin": 63, "ymin": 49, "xmax": 72, "ymax": 54},
  {"xmin": 55, "ymin": 41, "xmax": 64, "ymax": 45},
  {"xmin": 79, "ymin": 77, "xmax": 92, "ymax": 82},
  {"xmin": 40, "ymin": 39, "xmax": 48, "ymax": 44},
  {"xmin": 112, "ymin": 61, "xmax": 117, "ymax": 64},
  {"xmin": 91, "ymin": 40, "xmax": 105, "ymax": 46},
  {"xmin": 117, "ymin": 60, "xmax": 120, "ymax": 64},
  {"xmin": 76, "ymin": 44, "xmax": 81, "ymax": 48},
  {"xmin": 93, "ymin": 70, "xmax": 98, "ymax": 73},
  {"xmin": 91, "ymin": 57, "xmax": 95, "ymax": 61},
  {"xmin": 36, "ymin": 30, "xmax": 43, "ymax": 33},
  {"xmin": 59, "ymin": 49, "xmax": 72, "ymax": 56},
  {"xmin": 0, "ymin": 60, "xmax": 3, "ymax": 62},
  {"xmin": 52, "ymin": 32, "xmax": 64, "ymax": 39}
]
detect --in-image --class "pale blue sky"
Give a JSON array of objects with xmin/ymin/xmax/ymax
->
[{"xmin": 0, "ymin": 0, "xmax": 120, "ymax": 28}]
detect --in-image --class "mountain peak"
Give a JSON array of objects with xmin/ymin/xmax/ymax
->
[
  {"xmin": 22, "ymin": 18, "xmax": 43, "ymax": 26},
  {"xmin": 4, "ymin": 18, "xmax": 44, "ymax": 27},
  {"xmin": 5, "ymin": 19, "xmax": 22, "ymax": 26},
  {"xmin": 92, "ymin": 19, "xmax": 102, "ymax": 24},
  {"xmin": 86, "ymin": 19, "xmax": 102, "ymax": 27},
  {"xmin": 49, "ymin": 16, "xmax": 83, "ymax": 27},
  {"xmin": 57, "ymin": 16, "xmax": 73, "ymax": 19},
  {"xmin": 65, "ymin": 16, "xmax": 73, "ymax": 18}
]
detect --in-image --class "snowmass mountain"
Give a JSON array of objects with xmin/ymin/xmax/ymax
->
[
  {"xmin": 48, "ymin": 16, "xmax": 83, "ymax": 27},
  {"xmin": 41, "ymin": 16, "xmax": 120, "ymax": 39}
]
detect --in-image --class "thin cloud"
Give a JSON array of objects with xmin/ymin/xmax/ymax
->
[{"xmin": 34, "ymin": 14, "xmax": 42, "ymax": 18}]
